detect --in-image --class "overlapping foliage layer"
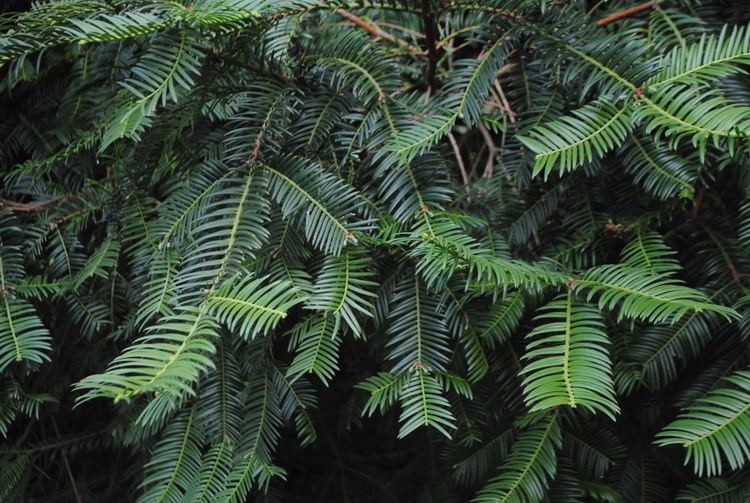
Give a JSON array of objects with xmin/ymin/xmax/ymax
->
[{"xmin": 2, "ymin": 0, "xmax": 750, "ymax": 501}]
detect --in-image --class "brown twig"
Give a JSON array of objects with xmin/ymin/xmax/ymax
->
[
  {"xmin": 444, "ymin": 12, "xmax": 455, "ymax": 70},
  {"xmin": 692, "ymin": 187, "xmax": 704, "ymax": 217},
  {"xmin": 596, "ymin": 1, "xmax": 656, "ymax": 27},
  {"xmin": 335, "ymin": 8, "xmax": 426, "ymax": 57},
  {"xmin": 447, "ymin": 132, "xmax": 470, "ymax": 191},
  {"xmin": 497, "ymin": 62, "xmax": 516, "ymax": 77},
  {"xmin": 531, "ymin": 228, "xmax": 541, "ymax": 247},
  {"xmin": 477, "ymin": 122, "xmax": 498, "ymax": 179},
  {"xmin": 1, "ymin": 195, "xmax": 78, "ymax": 212},
  {"xmin": 51, "ymin": 419, "xmax": 82, "ymax": 503},
  {"xmin": 378, "ymin": 21, "xmax": 425, "ymax": 39},
  {"xmin": 493, "ymin": 79, "xmax": 516, "ymax": 123},
  {"xmin": 703, "ymin": 224, "xmax": 742, "ymax": 284},
  {"xmin": 51, "ymin": 208, "xmax": 92, "ymax": 228},
  {"xmin": 421, "ymin": 0, "xmax": 438, "ymax": 90}
]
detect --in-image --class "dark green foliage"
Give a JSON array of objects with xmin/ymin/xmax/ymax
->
[{"xmin": 2, "ymin": 0, "xmax": 750, "ymax": 501}]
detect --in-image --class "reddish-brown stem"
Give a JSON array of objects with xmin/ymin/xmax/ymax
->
[
  {"xmin": 335, "ymin": 8, "xmax": 426, "ymax": 57},
  {"xmin": 52, "ymin": 208, "xmax": 92, "ymax": 227},
  {"xmin": 1, "ymin": 195, "xmax": 78, "ymax": 212},
  {"xmin": 493, "ymin": 79, "xmax": 516, "ymax": 123},
  {"xmin": 378, "ymin": 21, "xmax": 425, "ymax": 39},
  {"xmin": 596, "ymin": 1, "xmax": 656, "ymax": 27},
  {"xmin": 477, "ymin": 122, "xmax": 498, "ymax": 179},
  {"xmin": 421, "ymin": 0, "xmax": 438, "ymax": 89},
  {"xmin": 447, "ymin": 132, "xmax": 470, "ymax": 191}
]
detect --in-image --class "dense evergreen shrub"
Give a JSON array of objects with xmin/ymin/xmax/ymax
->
[{"xmin": 2, "ymin": 0, "xmax": 750, "ymax": 500}]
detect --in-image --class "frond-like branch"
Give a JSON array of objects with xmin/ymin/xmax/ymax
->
[
  {"xmin": 522, "ymin": 291, "xmax": 619, "ymax": 419},
  {"xmin": 265, "ymin": 157, "xmax": 369, "ymax": 255},
  {"xmin": 75, "ymin": 307, "xmax": 217, "ymax": 424},
  {"xmin": 656, "ymin": 370, "xmax": 750, "ymax": 476},
  {"xmin": 649, "ymin": 24, "xmax": 750, "ymax": 87},
  {"xmin": 287, "ymin": 315, "xmax": 342, "ymax": 385},
  {"xmin": 386, "ymin": 273, "xmax": 451, "ymax": 373},
  {"xmin": 139, "ymin": 408, "xmax": 204, "ymax": 503},
  {"xmin": 620, "ymin": 228, "xmax": 681, "ymax": 276},
  {"xmin": 472, "ymin": 413, "xmax": 561, "ymax": 503},
  {"xmin": 519, "ymin": 100, "xmax": 633, "ymax": 179},
  {"xmin": 304, "ymin": 247, "xmax": 377, "ymax": 337},
  {"xmin": 208, "ymin": 275, "xmax": 301, "ymax": 339},
  {"xmin": 398, "ymin": 370, "xmax": 456, "ymax": 439},
  {"xmin": 574, "ymin": 265, "xmax": 737, "ymax": 324}
]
